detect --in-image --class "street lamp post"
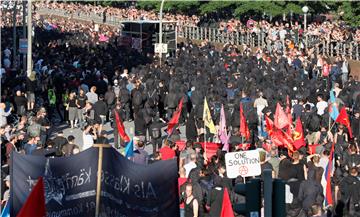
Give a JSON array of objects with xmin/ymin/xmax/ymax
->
[
  {"xmin": 27, "ymin": 0, "xmax": 32, "ymax": 77},
  {"xmin": 302, "ymin": 6, "xmax": 309, "ymax": 48},
  {"xmin": 159, "ymin": 0, "xmax": 165, "ymax": 67},
  {"xmin": 12, "ymin": 1, "xmax": 18, "ymax": 69},
  {"xmin": 23, "ymin": 0, "xmax": 27, "ymax": 73}
]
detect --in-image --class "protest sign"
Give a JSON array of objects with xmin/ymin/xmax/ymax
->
[{"xmin": 225, "ymin": 150, "xmax": 261, "ymax": 178}]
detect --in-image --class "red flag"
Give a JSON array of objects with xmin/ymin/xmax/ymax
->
[
  {"xmin": 335, "ymin": 107, "xmax": 353, "ymax": 138},
  {"xmin": 274, "ymin": 103, "xmax": 290, "ymax": 129},
  {"xmin": 167, "ymin": 97, "xmax": 184, "ymax": 135},
  {"xmin": 240, "ymin": 103, "xmax": 250, "ymax": 140},
  {"xmin": 115, "ymin": 111, "xmax": 130, "ymax": 142},
  {"xmin": 17, "ymin": 177, "xmax": 46, "ymax": 217},
  {"xmin": 325, "ymin": 143, "xmax": 335, "ymax": 206},
  {"xmin": 220, "ymin": 188, "xmax": 235, "ymax": 217},
  {"xmin": 293, "ymin": 117, "xmax": 306, "ymax": 150},
  {"xmin": 266, "ymin": 116, "xmax": 294, "ymax": 152},
  {"xmin": 265, "ymin": 115, "xmax": 274, "ymax": 137}
]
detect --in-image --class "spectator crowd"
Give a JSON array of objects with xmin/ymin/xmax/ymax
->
[{"xmin": 1, "ymin": 1, "xmax": 360, "ymax": 217}]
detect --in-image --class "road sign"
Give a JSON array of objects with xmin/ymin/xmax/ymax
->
[
  {"xmin": 225, "ymin": 150, "xmax": 261, "ymax": 178},
  {"xmin": 19, "ymin": 38, "xmax": 27, "ymax": 54},
  {"xmin": 154, "ymin": 43, "xmax": 168, "ymax": 54}
]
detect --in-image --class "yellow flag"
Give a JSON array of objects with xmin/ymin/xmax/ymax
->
[{"xmin": 203, "ymin": 97, "xmax": 217, "ymax": 134}]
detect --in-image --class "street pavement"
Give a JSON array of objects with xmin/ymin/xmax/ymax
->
[{"xmin": 49, "ymin": 121, "xmax": 187, "ymax": 156}]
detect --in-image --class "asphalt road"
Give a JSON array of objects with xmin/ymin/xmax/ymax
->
[{"xmin": 49, "ymin": 121, "xmax": 187, "ymax": 156}]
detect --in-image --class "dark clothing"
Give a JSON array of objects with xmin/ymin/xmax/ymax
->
[
  {"xmin": 278, "ymin": 158, "xmax": 293, "ymax": 180},
  {"xmin": 25, "ymin": 78, "xmax": 36, "ymax": 92},
  {"xmin": 32, "ymin": 147, "xmax": 57, "ymax": 157},
  {"xmin": 93, "ymin": 100, "xmax": 108, "ymax": 124},
  {"xmin": 24, "ymin": 143, "xmax": 37, "ymax": 155},
  {"xmin": 134, "ymin": 110, "xmax": 147, "ymax": 137},
  {"xmin": 260, "ymin": 162, "xmax": 273, "ymax": 180},
  {"xmin": 293, "ymin": 103, "xmax": 304, "ymax": 119},
  {"xmin": 105, "ymin": 90, "xmax": 116, "ymax": 107},
  {"xmin": 61, "ymin": 143, "xmax": 76, "ymax": 156},
  {"xmin": 52, "ymin": 136, "xmax": 68, "ymax": 156},
  {"xmin": 77, "ymin": 94, "xmax": 87, "ymax": 108},
  {"xmin": 297, "ymin": 170, "xmax": 324, "ymax": 212},
  {"xmin": 68, "ymin": 98, "xmax": 77, "ymax": 107},
  {"xmin": 340, "ymin": 175, "xmax": 360, "ymax": 205},
  {"xmin": 307, "ymin": 161, "xmax": 324, "ymax": 184},
  {"xmin": 132, "ymin": 148, "xmax": 149, "ymax": 165},
  {"xmin": 14, "ymin": 95, "xmax": 27, "ymax": 115},
  {"xmin": 207, "ymin": 187, "xmax": 224, "ymax": 217},
  {"xmin": 184, "ymin": 197, "xmax": 196, "ymax": 217}
]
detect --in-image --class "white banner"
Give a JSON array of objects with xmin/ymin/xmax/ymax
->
[{"xmin": 225, "ymin": 150, "xmax": 261, "ymax": 178}]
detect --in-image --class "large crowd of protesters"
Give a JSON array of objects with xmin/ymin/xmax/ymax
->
[{"xmin": 1, "ymin": 1, "xmax": 360, "ymax": 217}]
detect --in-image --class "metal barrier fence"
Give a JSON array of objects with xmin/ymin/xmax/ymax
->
[{"xmin": 37, "ymin": 7, "xmax": 359, "ymax": 60}]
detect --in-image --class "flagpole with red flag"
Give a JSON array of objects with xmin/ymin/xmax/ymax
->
[
  {"xmin": 325, "ymin": 143, "xmax": 335, "ymax": 206},
  {"xmin": 293, "ymin": 117, "xmax": 306, "ymax": 150},
  {"xmin": 335, "ymin": 107, "xmax": 353, "ymax": 138},
  {"xmin": 17, "ymin": 177, "xmax": 46, "ymax": 217},
  {"xmin": 220, "ymin": 188, "xmax": 235, "ymax": 217},
  {"xmin": 240, "ymin": 103, "xmax": 250, "ymax": 142},
  {"xmin": 115, "ymin": 111, "xmax": 130, "ymax": 142},
  {"xmin": 274, "ymin": 102, "xmax": 290, "ymax": 130},
  {"xmin": 167, "ymin": 97, "xmax": 184, "ymax": 137}
]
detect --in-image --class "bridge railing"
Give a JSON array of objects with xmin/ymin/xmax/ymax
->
[{"xmin": 36, "ymin": 7, "xmax": 359, "ymax": 60}]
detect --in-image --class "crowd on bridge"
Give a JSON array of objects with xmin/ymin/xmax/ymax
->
[{"xmin": 1, "ymin": 1, "xmax": 360, "ymax": 217}]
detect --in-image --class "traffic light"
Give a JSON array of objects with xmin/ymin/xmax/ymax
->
[
  {"xmin": 234, "ymin": 179, "xmax": 261, "ymax": 217},
  {"xmin": 272, "ymin": 179, "xmax": 286, "ymax": 217}
]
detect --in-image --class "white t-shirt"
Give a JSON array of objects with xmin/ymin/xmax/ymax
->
[
  {"xmin": 83, "ymin": 133, "xmax": 94, "ymax": 150},
  {"xmin": 316, "ymin": 101, "xmax": 328, "ymax": 116},
  {"xmin": 279, "ymin": 29, "xmax": 287, "ymax": 39},
  {"xmin": 254, "ymin": 97, "xmax": 268, "ymax": 116},
  {"xmin": 184, "ymin": 161, "xmax": 197, "ymax": 178}
]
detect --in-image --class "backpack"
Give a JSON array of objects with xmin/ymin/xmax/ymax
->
[
  {"xmin": 120, "ymin": 89, "xmax": 130, "ymax": 103},
  {"xmin": 147, "ymin": 89, "xmax": 157, "ymax": 101},
  {"xmin": 306, "ymin": 113, "xmax": 321, "ymax": 132},
  {"xmin": 152, "ymin": 127, "xmax": 161, "ymax": 139},
  {"xmin": 167, "ymin": 93, "xmax": 178, "ymax": 108},
  {"xmin": 132, "ymin": 91, "xmax": 143, "ymax": 106}
]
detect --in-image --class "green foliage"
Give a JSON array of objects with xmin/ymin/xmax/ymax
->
[
  {"xmin": 340, "ymin": 1, "xmax": 360, "ymax": 27},
  {"xmin": 69, "ymin": 0, "xmax": 360, "ymax": 26},
  {"xmin": 136, "ymin": 1, "xmax": 161, "ymax": 11},
  {"xmin": 199, "ymin": 1, "xmax": 236, "ymax": 15}
]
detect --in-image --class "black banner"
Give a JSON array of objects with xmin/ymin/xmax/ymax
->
[
  {"xmin": 11, "ymin": 147, "xmax": 179, "ymax": 217},
  {"xmin": 11, "ymin": 148, "xmax": 99, "ymax": 217},
  {"xmin": 99, "ymin": 148, "xmax": 179, "ymax": 217}
]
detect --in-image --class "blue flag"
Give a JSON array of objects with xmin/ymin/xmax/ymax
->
[
  {"xmin": 125, "ymin": 140, "xmax": 134, "ymax": 158},
  {"xmin": 329, "ymin": 90, "xmax": 339, "ymax": 121},
  {"xmin": 1, "ymin": 200, "xmax": 10, "ymax": 217}
]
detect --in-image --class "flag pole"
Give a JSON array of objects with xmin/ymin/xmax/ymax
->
[
  {"xmin": 204, "ymin": 124, "xmax": 207, "ymax": 157},
  {"xmin": 93, "ymin": 144, "xmax": 111, "ymax": 217},
  {"xmin": 328, "ymin": 114, "xmax": 331, "ymax": 133}
]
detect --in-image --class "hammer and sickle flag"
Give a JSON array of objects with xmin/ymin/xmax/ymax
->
[
  {"xmin": 336, "ymin": 107, "xmax": 353, "ymax": 138},
  {"xmin": 293, "ymin": 117, "xmax": 306, "ymax": 150}
]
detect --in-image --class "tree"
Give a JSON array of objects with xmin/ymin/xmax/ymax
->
[{"xmin": 339, "ymin": 1, "xmax": 360, "ymax": 27}]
